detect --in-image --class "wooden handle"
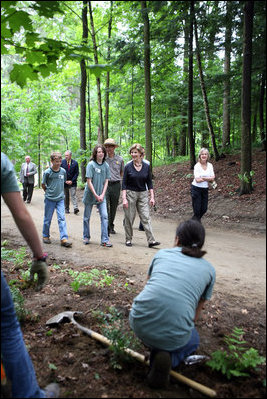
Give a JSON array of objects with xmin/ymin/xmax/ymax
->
[{"xmin": 74, "ymin": 321, "xmax": 216, "ymax": 397}]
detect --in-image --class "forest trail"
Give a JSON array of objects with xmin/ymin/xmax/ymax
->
[{"xmin": 1, "ymin": 189, "xmax": 266, "ymax": 305}]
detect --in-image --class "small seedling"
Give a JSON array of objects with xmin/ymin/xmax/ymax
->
[{"xmin": 67, "ymin": 268, "xmax": 114, "ymax": 292}]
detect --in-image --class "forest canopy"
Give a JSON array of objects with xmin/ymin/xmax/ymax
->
[{"xmin": 1, "ymin": 1, "xmax": 266, "ymax": 192}]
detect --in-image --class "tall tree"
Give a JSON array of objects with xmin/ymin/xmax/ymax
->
[
  {"xmin": 222, "ymin": 1, "xmax": 232, "ymax": 150},
  {"xmin": 188, "ymin": 1, "xmax": 195, "ymax": 169},
  {"xmin": 259, "ymin": 72, "xmax": 266, "ymax": 151},
  {"xmin": 193, "ymin": 1, "xmax": 220, "ymax": 161},
  {"xmin": 89, "ymin": 1, "xmax": 104, "ymax": 143},
  {"xmin": 104, "ymin": 1, "xmax": 113, "ymax": 141},
  {"xmin": 80, "ymin": 1, "xmax": 88, "ymax": 183},
  {"xmin": 141, "ymin": 1, "xmax": 152, "ymax": 168},
  {"xmin": 240, "ymin": 1, "xmax": 254, "ymax": 195}
]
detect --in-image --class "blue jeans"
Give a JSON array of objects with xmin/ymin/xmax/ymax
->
[
  {"xmin": 83, "ymin": 200, "xmax": 109, "ymax": 244},
  {"xmin": 150, "ymin": 328, "xmax": 200, "ymax": 369},
  {"xmin": 43, "ymin": 198, "xmax": 68, "ymax": 240},
  {"xmin": 1, "ymin": 272, "xmax": 45, "ymax": 398}
]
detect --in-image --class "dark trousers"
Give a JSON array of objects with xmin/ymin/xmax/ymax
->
[
  {"xmin": 106, "ymin": 182, "xmax": 121, "ymax": 230},
  {"xmin": 191, "ymin": 185, "xmax": 209, "ymax": 221},
  {"xmin": 22, "ymin": 179, "xmax": 34, "ymax": 202}
]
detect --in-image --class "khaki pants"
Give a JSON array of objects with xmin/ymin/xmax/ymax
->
[{"xmin": 123, "ymin": 190, "xmax": 155, "ymax": 244}]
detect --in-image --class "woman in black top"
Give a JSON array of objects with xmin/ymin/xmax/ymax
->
[{"xmin": 122, "ymin": 143, "xmax": 160, "ymax": 248}]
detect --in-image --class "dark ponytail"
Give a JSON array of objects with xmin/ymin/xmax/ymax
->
[{"xmin": 176, "ymin": 219, "xmax": 206, "ymax": 258}]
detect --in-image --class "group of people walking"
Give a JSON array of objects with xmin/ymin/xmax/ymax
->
[
  {"xmin": 2, "ymin": 145, "xmax": 216, "ymax": 396},
  {"xmin": 18, "ymin": 144, "xmax": 215, "ymax": 249}
]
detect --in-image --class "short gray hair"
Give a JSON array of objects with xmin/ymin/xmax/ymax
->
[{"xmin": 65, "ymin": 150, "xmax": 72, "ymax": 156}]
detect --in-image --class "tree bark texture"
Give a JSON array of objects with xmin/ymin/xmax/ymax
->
[
  {"xmin": 104, "ymin": 1, "xmax": 113, "ymax": 141},
  {"xmin": 89, "ymin": 1, "xmax": 104, "ymax": 144},
  {"xmin": 188, "ymin": 1, "xmax": 195, "ymax": 169},
  {"xmin": 240, "ymin": 1, "xmax": 254, "ymax": 195},
  {"xmin": 193, "ymin": 2, "xmax": 220, "ymax": 161},
  {"xmin": 80, "ymin": 1, "xmax": 88, "ymax": 183},
  {"xmin": 141, "ymin": 1, "xmax": 152, "ymax": 169},
  {"xmin": 222, "ymin": 1, "xmax": 232, "ymax": 150}
]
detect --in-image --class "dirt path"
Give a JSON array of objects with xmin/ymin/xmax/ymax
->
[{"xmin": 1, "ymin": 189, "xmax": 266, "ymax": 304}]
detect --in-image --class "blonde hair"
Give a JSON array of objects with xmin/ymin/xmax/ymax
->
[
  {"xmin": 50, "ymin": 152, "xmax": 62, "ymax": 161},
  {"xmin": 198, "ymin": 148, "xmax": 210, "ymax": 161},
  {"xmin": 129, "ymin": 143, "xmax": 144, "ymax": 155}
]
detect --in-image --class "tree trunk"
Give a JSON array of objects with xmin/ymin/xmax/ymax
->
[
  {"xmin": 222, "ymin": 1, "xmax": 232, "ymax": 151},
  {"xmin": 141, "ymin": 1, "xmax": 152, "ymax": 170},
  {"xmin": 240, "ymin": 1, "xmax": 254, "ymax": 195},
  {"xmin": 179, "ymin": 20, "xmax": 189, "ymax": 156},
  {"xmin": 259, "ymin": 72, "xmax": 266, "ymax": 151},
  {"xmin": 131, "ymin": 65, "xmax": 134, "ymax": 142},
  {"xmin": 104, "ymin": 1, "xmax": 113, "ymax": 141},
  {"xmin": 193, "ymin": 2, "xmax": 220, "ymax": 161},
  {"xmin": 188, "ymin": 1, "xmax": 195, "ymax": 169},
  {"xmin": 87, "ymin": 63, "xmax": 92, "ymax": 153},
  {"xmin": 80, "ymin": 1, "xmax": 88, "ymax": 183},
  {"xmin": 89, "ymin": 1, "xmax": 104, "ymax": 143}
]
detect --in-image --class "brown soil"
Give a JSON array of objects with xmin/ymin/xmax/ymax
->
[{"xmin": 1, "ymin": 150, "xmax": 266, "ymax": 398}]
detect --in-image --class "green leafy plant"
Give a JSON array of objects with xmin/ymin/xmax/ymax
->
[
  {"xmin": 67, "ymin": 268, "xmax": 114, "ymax": 292},
  {"xmin": 100, "ymin": 306, "xmax": 142, "ymax": 370},
  {"xmin": 238, "ymin": 170, "xmax": 255, "ymax": 186},
  {"xmin": 9, "ymin": 285, "xmax": 29, "ymax": 321},
  {"xmin": 207, "ymin": 327, "xmax": 266, "ymax": 379}
]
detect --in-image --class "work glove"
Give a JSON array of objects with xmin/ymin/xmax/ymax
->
[{"xmin": 30, "ymin": 260, "xmax": 49, "ymax": 291}]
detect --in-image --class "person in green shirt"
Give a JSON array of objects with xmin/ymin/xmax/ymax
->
[
  {"xmin": 82, "ymin": 145, "xmax": 112, "ymax": 247},
  {"xmin": 42, "ymin": 152, "xmax": 72, "ymax": 247},
  {"xmin": 129, "ymin": 219, "xmax": 216, "ymax": 389}
]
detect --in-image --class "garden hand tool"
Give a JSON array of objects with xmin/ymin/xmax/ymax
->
[{"xmin": 46, "ymin": 311, "xmax": 216, "ymax": 397}]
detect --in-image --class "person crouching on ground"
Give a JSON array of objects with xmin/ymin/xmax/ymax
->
[
  {"xmin": 42, "ymin": 152, "xmax": 72, "ymax": 247},
  {"xmin": 129, "ymin": 219, "xmax": 216, "ymax": 389},
  {"xmin": 82, "ymin": 144, "xmax": 113, "ymax": 247},
  {"xmin": 122, "ymin": 143, "xmax": 160, "ymax": 248}
]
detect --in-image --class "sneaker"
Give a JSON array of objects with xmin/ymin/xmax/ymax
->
[
  {"xmin": 60, "ymin": 239, "xmax": 72, "ymax": 247},
  {"xmin": 74, "ymin": 208, "xmax": 79, "ymax": 214},
  {"xmin": 101, "ymin": 242, "xmax": 113, "ymax": 247},
  {"xmin": 110, "ymin": 229, "xmax": 116, "ymax": 234},
  {"xmin": 43, "ymin": 237, "xmax": 51, "ymax": 244},
  {"xmin": 43, "ymin": 382, "xmax": 60, "ymax": 398},
  {"xmin": 148, "ymin": 241, "xmax": 160, "ymax": 248},
  {"xmin": 125, "ymin": 241, "xmax": 132, "ymax": 247},
  {"xmin": 147, "ymin": 351, "xmax": 171, "ymax": 389},
  {"xmin": 83, "ymin": 238, "xmax": 90, "ymax": 245},
  {"xmin": 65, "ymin": 209, "xmax": 70, "ymax": 214}
]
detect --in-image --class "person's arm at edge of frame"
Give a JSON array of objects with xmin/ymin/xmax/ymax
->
[{"xmin": 2, "ymin": 191, "xmax": 44, "ymax": 259}]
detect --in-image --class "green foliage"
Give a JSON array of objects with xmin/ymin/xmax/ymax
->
[
  {"xmin": 99, "ymin": 306, "xmax": 142, "ymax": 370},
  {"xmin": 207, "ymin": 327, "xmax": 266, "ymax": 379},
  {"xmin": 238, "ymin": 171, "xmax": 255, "ymax": 186},
  {"xmin": 9, "ymin": 285, "xmax": 29, "ymax": 321},
  {"xmin": 1, "ymin": 245, "xmax": 28, "ymax": 269},
  {"xmin": 67, "ymin": 268, "xmax": 114, "ymax": 292}
]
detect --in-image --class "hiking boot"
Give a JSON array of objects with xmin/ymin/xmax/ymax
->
[
  {"xmin": 147, "ymin": 351, "xmax": 171, "ymax": 389},
  {"xmin": 43, "ymin": 237, "xmax": 51, "ymax": 244},
  {"xmin": 74, "ymin": 208, "xmax": 79, "ymax": 214},
  {"xmin": 101, "ymin": 242, "xmax": 113, "ymax": 247},
  {"xmin": 60, "ymin": 239, "xmax": 72, "ymax": 248},
  {"xmin": 43, "ymin": 382, "xmax": 60, "ymax": 398}
]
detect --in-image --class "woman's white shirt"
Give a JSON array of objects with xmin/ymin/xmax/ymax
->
[{"xmin": 192, "ymin": 162, "xmax": 214, "ymax": 188}]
